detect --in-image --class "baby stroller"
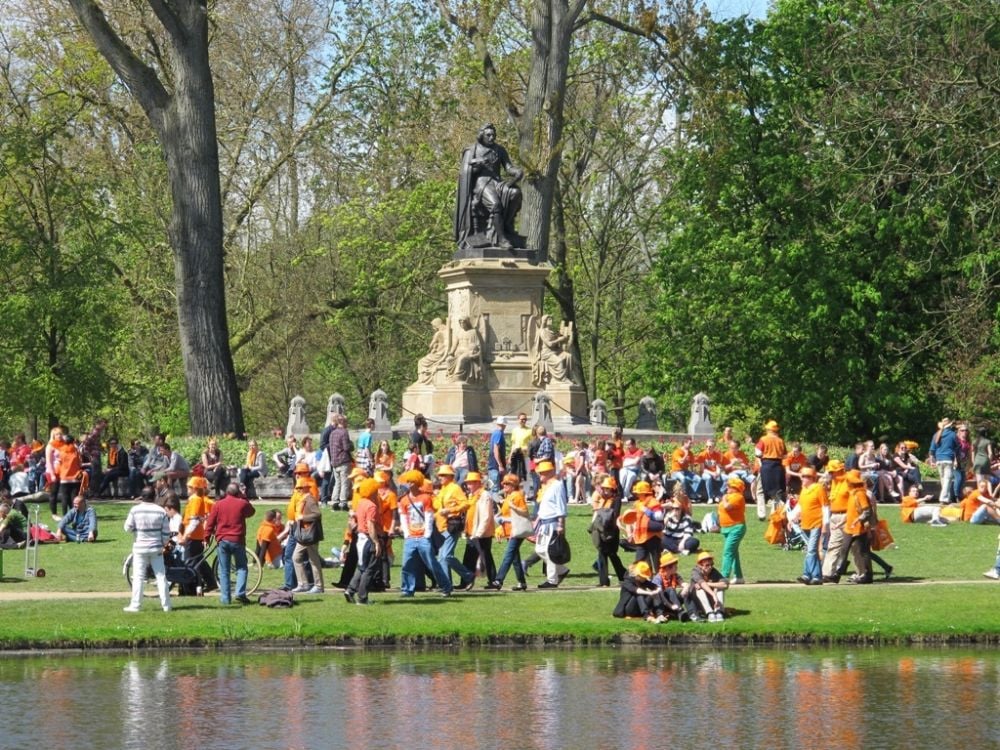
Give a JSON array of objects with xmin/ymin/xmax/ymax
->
[{"xmin": 764, "ymin": 501, "xmax": 805, "ymax": 551}]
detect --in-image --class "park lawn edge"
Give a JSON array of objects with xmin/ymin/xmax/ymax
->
[{"xmin": 2, "ymin": 581, "xmax": 999, "ymax": 651}]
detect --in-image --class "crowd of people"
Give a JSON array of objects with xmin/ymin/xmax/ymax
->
[{"xmin": 3, "ymin": 411, "xmax": 1000, "ymax": 617}]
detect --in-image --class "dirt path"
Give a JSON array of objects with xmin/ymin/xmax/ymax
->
[{"xmin": 1, "ymin": 578, "xmax": 996, "ymax": 602}]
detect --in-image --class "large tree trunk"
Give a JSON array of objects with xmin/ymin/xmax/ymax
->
[
  {"xmin": 69, "ymin": 0, "xmax": 244, "ymax": 435},
  {"xmin": 164, "ymin": 33, "xmax": 245, "ymax": 436}
]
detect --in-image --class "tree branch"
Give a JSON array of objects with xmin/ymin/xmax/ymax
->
[{"xmin": 66, "ymin": 1, "xmax": 170, "ymax": 124}]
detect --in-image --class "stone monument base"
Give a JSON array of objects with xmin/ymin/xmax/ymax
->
[{"xmin": 399, "ymin": 256, "xmax": 590, "ymax": 429}]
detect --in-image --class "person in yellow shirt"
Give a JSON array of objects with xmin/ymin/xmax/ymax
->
[
  {"xmin": 509, "ymin": 413, "xmax": 533, "ymax": 480},
  {"xmin": 434, "ymin": 465, "xmax": 474, "ymax": 590},
  {"xmin": 281, "ymin": 475, "xmax": 315, "ymax": 591},
  {"xmin": 465, "ymin": 472, "xmax": 497, "ymax": 585},
  {"xmin": 796, "ymin": 467, "xmax": 828, "ymax": 585}
]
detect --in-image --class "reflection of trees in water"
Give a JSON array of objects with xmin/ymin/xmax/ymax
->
[{"xmin": 0, "ymin": 649, "xmax": 996, "ymax": 748}]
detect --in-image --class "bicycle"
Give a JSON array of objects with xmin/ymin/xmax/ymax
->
[{"xmin": 122, "ymin": 539, "xmax": 263, "ymax": 595}]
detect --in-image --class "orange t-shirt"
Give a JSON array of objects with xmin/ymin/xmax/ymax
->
[
  {"xmin": 900, "ymin": 497, "xmax": 918, "ymax": 523},
  {"xmin": 670, "ymin": 448, "xmax": 691, "ymax": 472},
  {"xmin": 783, "ymin": 451, "xmax": 809, "ymax": 473},
  {"xmin": 255, "ymin": 519, "xmax": 283, "ymax": 563},
  {"xmin": 377, "ymin": 489, "xmax": 398, "ymax": 534},
  {"xmin": 182, "ymin": 494, "xmax": 213, "ymax": 541},
  {"xmin": 723, "ymin": 449, "xmax": 750, "ymax": 470},
  {"xmin": 845, "ymin": 487, "xmax": 871, "ymax": 535},
  {"xmin": 355, "ymin": 497, "xmax": 379, "ymax": 536},
  {"xmin": 756, "ymin": 434, "xmax": 786, "ymax": 460},
  {"xmin": 718, "ymin": 490, "xmax": 746, "ymax": 527},
  {"xmin": 959, "ymin": 491, "xmax": 983, "ymax": 522},
  {"xmin": 698, "ymin": 449, "xmax": 724, "ymax": 472},
  {"xmin": 798, "ymin": 482, "xmax": 828, "ymax": 531},
  {"xmin": 56, "ymin": 442, "xmax": 84, "ymax": 480}
]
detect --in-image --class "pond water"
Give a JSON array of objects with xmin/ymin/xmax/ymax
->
[{"xmin": 1, "ymin": 647, "xmax": 997, "ymax": 749}]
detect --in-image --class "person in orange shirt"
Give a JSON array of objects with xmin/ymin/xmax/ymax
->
[
  {"xmin": 631, "ymin": 481, "xmax": 664, "ymax": 570},
  {"xmin": 53, "ymin": 432, "xmax": 86, "ymax": 519},
  {"xmin": 282, "ymin": 475, "xmax": 315, "ymax": 591},
  {"xmin": 670, "ymin": 437, "xmax": 701, "ymax": 500},
  {"xmin": 343, "ymin": 478, "xmax": 380, "ymax": 604},
  {"xmin": 783, "ymin": 442, "xmax": 809, "ymax": 497},
  {"xmin": 719, "ymin": 476, "xmax": 747, "ymax": 584},
  {"xmin": 254, "ymin": 509, "xmax": 284, "ymax": 567},
  {"xmin": 844, "ymin": 470, "xmax": 873, "ymax": 583},
  {"xmin": 489, "ymin": 474, "xmax": 530, "ymax": 590},
  {"xmin": 966, "ymin": 481, "xmax": 1000, "ymax": 524},
  {"xmin": 900, "ymin": 485, "xmax": 946, "ymax": 525},
  {"xmin": 796, "ymin": 467, "xmax": 828, "ymax": 584},
  {"xmin": 375, "ymin": 470, "xmax": 398, "ymax": 588},
  {"xmin": 178, "ymin": 475, "xmax": 217, "ymax": 593},
  {"xmin": 697, "ymin": 439, "xmax": 725, "ymax": 503},
  {"xmin": 723, "ymin": 439, "xmax": 754, "ymax": 485},
  {"xmin": 434, "ymin": 465, "xmax": 474, "ymax": 590},
  {"xmin": 755, "ymin": 420, "xmax": 787, "ymax": 505}
]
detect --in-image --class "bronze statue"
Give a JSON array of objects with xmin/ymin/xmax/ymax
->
[{"xmin": 455, "ymin": 123, "xmax": 525, "ymax": 251}]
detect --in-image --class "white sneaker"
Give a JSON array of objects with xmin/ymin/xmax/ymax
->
[
  {"xmin": 984, "ymin": 570, "xmax": 1000, "ymax": 580},
  {"xmin": 730, "ymin": 577, "xmax": 745, "ymax": 585},
  {"xmin": 123, "ymin": 606, "xmax": 140, "ymax": 613},
  {"xmin": 162, "ymin": 606, "xmax": 172, "ymax": 612}
]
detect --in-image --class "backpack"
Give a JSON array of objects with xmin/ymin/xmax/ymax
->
[{"xmin": 589, "ymin": 507, "xmax": 619, "ymax": 545}]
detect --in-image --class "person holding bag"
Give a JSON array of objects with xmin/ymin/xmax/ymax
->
[
  {"xmin": 489, "ymin": 474, "xmax": 532, "ymax": 590},
  {"xmin": 534, "ymin": 460, "xmax": 569, "ymax": 589},
  {"xmin": 291, "ymin": 485, "xmax": 324, "ymax": 594}
]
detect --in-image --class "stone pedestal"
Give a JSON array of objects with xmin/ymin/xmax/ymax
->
[{"xmin": 399, "ymin": 258, "xmax": 588, "ymax": 427}]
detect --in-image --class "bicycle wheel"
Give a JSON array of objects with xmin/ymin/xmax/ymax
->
[
  {"xmin": 212, "ymin": 546, "xmax": 264, "ymax": 595},
  {"xmin": 123, "ymin": 553, "xmax": 156, "ymax": 589}
]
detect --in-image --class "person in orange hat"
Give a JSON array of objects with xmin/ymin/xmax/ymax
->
[
  {"xmin": 374, "ymin": 470, "xmax": 398, "ymax": 588},
  {"xmin": 491, "ymin": 474, "xmax": 531, "ymax": 590},
  {"xmin": 653, "ymin": 552, "xmax": 687, "ymax": 619},
  {"xmin": 590, "ymin": 475, "xmax": 627, "ymax": 586},
  {"xmin": 612, "ymin": 560, "xmax": 667, "ymax": 622},
  {"xmin": 398, "ymin": 470, "xmax": 453, "ymax": 597},
  {"xmin": 719, "ymin": 476, "xmax": 747, "ymax": 584},
  {"xmin": 796, "ymin": 466, "xmax": 828, "ymax": 585},
  {"xmin": 821, "ymin": 459, "xmax": 851, "ymax": 582},
  {"xmin": 631, "ymin": 480, "xmax": 664, "ymax": 571},
  {"xmin": 843, "ymin": 470, "xmax": 873, "ymax": 583},
  {"xmin": 434, "ymin": 465, "xmax": 474, "ymax": 590},
  {"xmin": 755, "ymin": 420, "xmax": 786, "ymax": 507},
  {"xmin": 464, "ymin": 472, "xmax": 497, "ymax": 586},
  {"xmin": 177, "ymin": 474, "xmax": 217, "ymax": 594},
  {"xmin": 686, "ymin": 551, "xmax": 728, "ymax": 622},
  {"xmin": 343, "ymin": 478, "xmax": 381, "ymax": 603},
  {"xmin": 534, "ymin": 459, "xmax": 569, "ymax": 589}
]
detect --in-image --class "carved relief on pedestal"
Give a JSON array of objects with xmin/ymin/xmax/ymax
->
[
  {"xmin": 417, "ymin": 318, "xmax": 449, "ymax": 385},
  {"xmin": 445, "ymin": 315, "xmax": 485, "ymax": 385},
  {"xmin": 527, "ymin": 314, "xmax": 576, "ymax": 388}
]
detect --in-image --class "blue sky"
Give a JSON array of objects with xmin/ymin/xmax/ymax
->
[{"xmin": 706, "ymin": 0, "xmax": 769, "ymax": 20}]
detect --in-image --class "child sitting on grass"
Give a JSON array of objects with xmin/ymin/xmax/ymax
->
[
  {"xmin": 613, "ymin": 561, "xmax": 668, "ymax": 623},
  {"xmin": 652, "ymin": 552, "xmax": 688, "ymax": 620},
  {"xmin": 685, "ymin": 551, "xmax": 729, "ymax": 622}
]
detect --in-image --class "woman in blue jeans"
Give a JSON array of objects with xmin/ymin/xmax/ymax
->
[{"xmin": 489, "ymin": 474, "xmax": 531, "ymax": 590}]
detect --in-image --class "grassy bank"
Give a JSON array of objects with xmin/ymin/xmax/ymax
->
[{"xmin": 1, "ymin": 501, "xmax": 997, "ymax": 649}]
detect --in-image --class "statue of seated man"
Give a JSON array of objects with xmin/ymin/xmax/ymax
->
[{"xmin": 455, "ymin": 123, "xmax": 524, "ymax": 250}]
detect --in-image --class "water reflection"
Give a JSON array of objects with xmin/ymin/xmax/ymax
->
[{"xmin": 1, "ymin": 648, "xmax": 998, "ymax": 749}]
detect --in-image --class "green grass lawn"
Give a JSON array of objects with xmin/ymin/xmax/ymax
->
[{"xmin": 1, "ymin": 500, "xmax": 998, "ymax": 649}]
